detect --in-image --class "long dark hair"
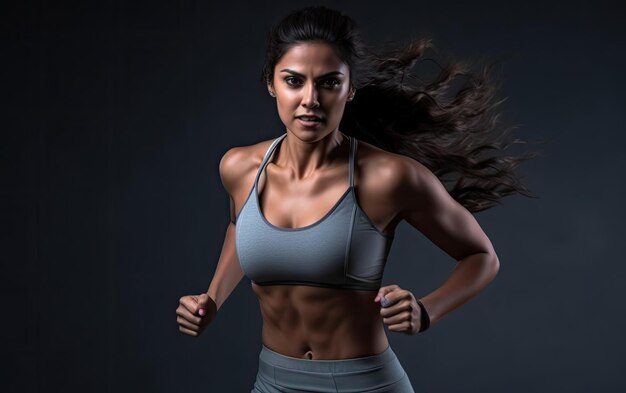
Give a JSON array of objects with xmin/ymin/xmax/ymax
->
[{"xmin": 260, "ymin": 5, "xmax": 538, "ymax": 213}]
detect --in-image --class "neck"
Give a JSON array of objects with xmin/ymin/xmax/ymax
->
[{"xmin": 276, "ymin": 130, "xmax": 348, "ymax": 181}]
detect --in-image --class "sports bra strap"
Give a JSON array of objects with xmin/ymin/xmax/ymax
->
[
  {"xmin": 254, "ymin": 134, "xmax": 286, "ymax": 187},
  {"xmin": 262, "ymin": 135, "xmax": 285, "ymax": 165},
  {"xmin": 349, "ymin": 135, "xmax": 356, "ymax": 188}
]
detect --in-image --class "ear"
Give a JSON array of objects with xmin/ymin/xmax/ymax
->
[
  {"xmin": 267, "ymin": 81, "xmax": 275, "ymax": 96},
  {"xmin": 347, "ymin": 84, "xmax": 356, "ymax": 101}
]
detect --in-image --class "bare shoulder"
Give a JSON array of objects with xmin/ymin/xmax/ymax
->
[
  {"xmin": 352, "ymin": 139, "xmax": 436, "ymax": 234},
  {"xmin": 355, "ymin": 138, "xmax": 429, "ymax": 205},
  {"xmin": 356, "ymin": 138, "xmax": 464, "ymax": 238},
  {"xmin": 218, "ymin": 137, "xmax": 276, "ymax": 198}
]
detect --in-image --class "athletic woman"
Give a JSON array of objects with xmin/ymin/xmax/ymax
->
[{"xmin": 176, "ymin": 5, "xmax": 534, "ymax": 392}]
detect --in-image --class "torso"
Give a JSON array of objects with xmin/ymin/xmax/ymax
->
[
  {"xmin": 254, "ymin": 284, "xmax": 389, "ymax": 359},
  {"xmin": 231, "ymin": 132, "xmax": 405, "ymax": 360}
]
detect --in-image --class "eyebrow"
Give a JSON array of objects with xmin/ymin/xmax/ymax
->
[{"xmin": 279, "ymin": 69, "xmax": 344, "ymax": 79}]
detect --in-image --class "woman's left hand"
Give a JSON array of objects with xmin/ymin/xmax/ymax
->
[{"xmin": 375, "ymin": 284, "xmax": 422, "ymax": 335}]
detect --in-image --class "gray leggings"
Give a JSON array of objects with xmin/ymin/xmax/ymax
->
[{"xmin": 251, "ymin": 344, "xmax": 415, "ymax": 393}]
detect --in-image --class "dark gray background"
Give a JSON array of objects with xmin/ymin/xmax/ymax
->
[{"xmin": 3, "ymin": 0, "xmax": 624, "ymax": 392}]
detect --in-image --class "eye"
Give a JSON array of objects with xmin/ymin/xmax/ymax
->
[
  {"xmin": 285, "ymin": 76, "xmax": 302, "ymax": 87},
  {"xmin": 322, "ymin": 78, "xmax": 341, "ymax": 88},
  {"xmin": 284, "ymin": 76, "xmax": 341, "ymax": 89}
]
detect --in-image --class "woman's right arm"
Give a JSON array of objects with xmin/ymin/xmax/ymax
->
[
  {"xmin": 206, "ymin": 146, "xmax": 249, "ymax": 311},
  {"xmin": 176, "ymin": 147, "xmax": 250, "ymax": 336}
]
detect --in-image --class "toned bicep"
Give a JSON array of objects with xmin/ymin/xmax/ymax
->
[
  {"xmin": 399, "ymin": 162, "xmax": 494, "ymax": 261},
  {"xmin": 219, "ymin": 146, "xmax": 246, "ymax": 226}
]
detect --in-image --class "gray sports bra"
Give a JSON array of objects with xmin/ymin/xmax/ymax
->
[{"xmin": 235, "ymin": 133, "xmax": 394, "ymax": 291}]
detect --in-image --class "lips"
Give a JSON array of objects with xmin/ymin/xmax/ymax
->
[
  {"xmin": 296, "ymin": 116, "xmax": 323, "ymax": 128},
  {"xmin": 296, "ymin": 115, "xmax": 323, "ymax": 121}
]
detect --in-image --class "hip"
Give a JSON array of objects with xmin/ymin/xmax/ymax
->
[{"xmin": 251, "ymin": 344, "xmax": 415, "ymax": 393}]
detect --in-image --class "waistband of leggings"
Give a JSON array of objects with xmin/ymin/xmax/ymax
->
[{"xmin": 259, "ymin": 344, "xmax": 398, "ymax": 373}]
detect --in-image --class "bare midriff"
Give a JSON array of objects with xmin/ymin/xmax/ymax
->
[{"xmin": 252, "ymin": 282, "xmax": 389, "ymax": 360}]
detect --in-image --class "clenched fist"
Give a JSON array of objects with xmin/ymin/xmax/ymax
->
[
  {"xmin": 374, "ymin": 284, "xmax": 429, "ymax": 335},
  {"xmin": 176, "ymin": 293, "xmax": 217, "ymax": 337}
]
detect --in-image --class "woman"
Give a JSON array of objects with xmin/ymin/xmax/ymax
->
[{"xmin": 176, "ymin": 5, "xmax": 534, "ymax": 393}]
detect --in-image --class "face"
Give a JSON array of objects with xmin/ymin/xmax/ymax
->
[{"xmin": 268, "ymin": 41, "xmax": 354, "ymax": 140}]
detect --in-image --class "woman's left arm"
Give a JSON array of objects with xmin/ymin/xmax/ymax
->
[{"xmin": 390, "ymin": 157, "xmax": 500, "ymax": 329}]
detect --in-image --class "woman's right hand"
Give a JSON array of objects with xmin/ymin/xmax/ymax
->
[{"xmin": 176, "ymin": 293, "xmax": 217, "ymax": 337}]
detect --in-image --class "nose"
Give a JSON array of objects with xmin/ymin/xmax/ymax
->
[{"xmin": 301, "ymin": 82, "xmax": 320, "ymax": 108}]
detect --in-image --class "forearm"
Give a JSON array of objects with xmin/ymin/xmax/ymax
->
[
  {"xmin": 207, "ymin": 222, "xmax": 244, "ymax": 311},
  {"xmin": 419, "ymin": 252, "xmax": 500, "ymax": 327}
]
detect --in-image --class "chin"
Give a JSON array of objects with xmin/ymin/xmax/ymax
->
[{"xmin": 286, "ymin": 128, "xmax": 325, "ymax": 141}]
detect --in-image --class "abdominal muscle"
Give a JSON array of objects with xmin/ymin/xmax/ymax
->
[{"xmin": 252, "ymin": 282, "xmax": 390, "ymax": 360}]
